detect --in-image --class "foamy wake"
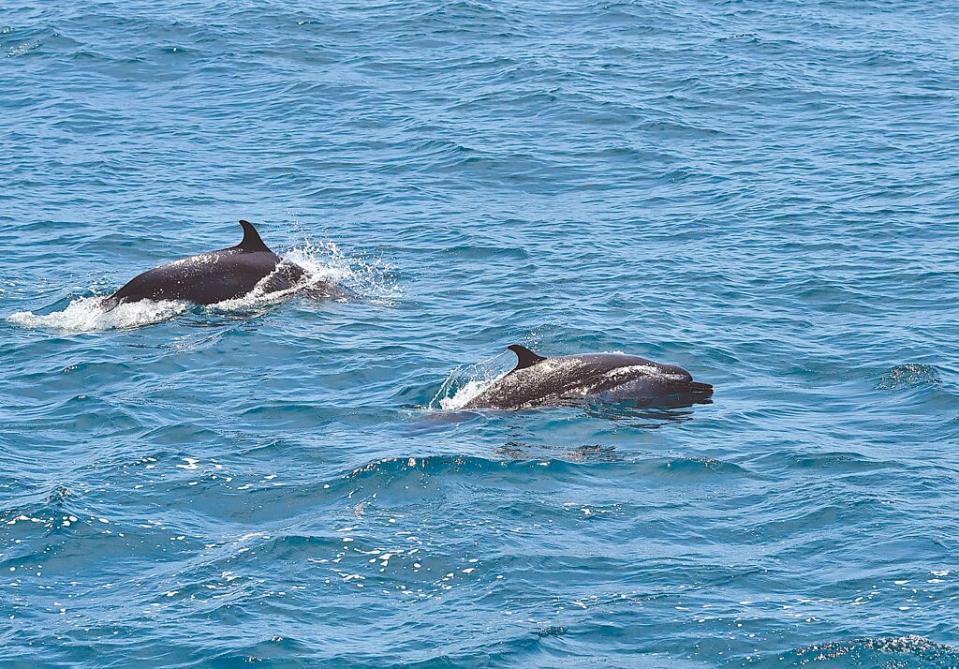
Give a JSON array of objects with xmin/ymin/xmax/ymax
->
[
  {"xmin": 8, "ymin": 296, "xmax": 189, "ymax": 332},
  {"xmin": 7, "ymin": 239, "xmax": 396, "ymax": 333},
  {"xmin": 430, "ymin": 351, "xmax": 513, "ymax": 411}
]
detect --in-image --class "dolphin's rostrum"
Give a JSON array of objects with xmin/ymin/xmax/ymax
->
[
  {"xmin": 462, "ymin": 344, "xmax": 713, "ymax": 410},
  {"xmin": 103, "ymin": 220, "xmax": 328, "ymax": 309}
]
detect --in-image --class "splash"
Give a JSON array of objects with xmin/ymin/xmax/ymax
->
[
  {"xmin": 8, "ymin": 296, "xmax": 188, "ymax": 332},
  {"xmin": 202, "ymin": 239, "xmax": 395, "ymax": 312},
  {"xmin": 430, "ymin": 351, "xmax": 512, "ymax": 411},
  {"xmin": 437, "ymin": 377, "xmax": 499, "ymax": 411},
  {"xmin": 284, "ymin": 239, "xmax": 399, "ymax": 306}
]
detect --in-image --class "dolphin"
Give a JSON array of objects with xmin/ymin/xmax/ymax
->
[
  {"xmin": 462, "ymin": 345, "xmax": 713, "ymax": 410},
  {"xmin": 102, "ymin": 220, "xmax": 325, "ymax": 309}
]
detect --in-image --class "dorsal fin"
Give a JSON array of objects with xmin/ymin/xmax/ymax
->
[
  {"xmin": 235, "ymin": 219, "xmax": 272, "ymax": 253},
  {"xmin": 508, "ymin": 344, "xmax": 546, "ymax": 373}
]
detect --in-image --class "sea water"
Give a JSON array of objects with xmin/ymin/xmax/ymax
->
[{"xmin": 2, "ymin": 1, "xmax": 959, "ymax": 666}]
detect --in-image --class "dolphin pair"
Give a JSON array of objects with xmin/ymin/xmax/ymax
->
[{"xmin": 102, "ymin": 220, "xmax": 712, "ymax": 410}]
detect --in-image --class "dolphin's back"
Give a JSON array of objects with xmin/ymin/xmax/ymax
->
[
  {"xmin": 105, "ymin": 220, "xmax": 305, "ymax": 307},
  {"xmin": 464, "ymin": 349, "xmax": 710, "ymax": 410},
  {"xmin": 110, "ymin": 249, "xmax": 287, "ymax": 305}
]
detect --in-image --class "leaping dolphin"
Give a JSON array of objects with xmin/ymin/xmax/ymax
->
[
  {"xmin": 462, "ymin": 345, "xmax": 713, "ymax": 410},
  {"xmin": 102, "ymin": 220, "xmax": 328, "ymax": 309}
]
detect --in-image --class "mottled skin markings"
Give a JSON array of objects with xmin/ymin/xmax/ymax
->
[{"xmin": 463, "ymin": 344, "xmax": 713, "ymax": 410}]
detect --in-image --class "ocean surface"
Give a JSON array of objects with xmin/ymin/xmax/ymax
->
[{"xmin": 2, "ymin": 1, "xmax": 959, "ymax": 666}]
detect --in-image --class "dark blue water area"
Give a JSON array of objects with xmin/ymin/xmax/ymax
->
[{"xmin": 2, "ymin": 1, "xmax": 959, "ymax": 667}]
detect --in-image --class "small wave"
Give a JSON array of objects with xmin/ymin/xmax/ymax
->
[
  {"xmin": 660, "ymin": 456, "xmax": 747, "ymax": 475},
  {"xmin": 347, "ymin": 455, "xmax": 603, "ymax": 486},
  {"xmin": 749, "ymin": 636, "xmax": 959, "ymax": 668},
  {"xmin": 496, "ymin": 442, "xmax": 622, "ymax": 463},
  {"xmin": 876, "ymin": 364, "xmax": 941, "ymax": 390},
  {"xmin": 348, "ymin": 453, "xmax": 747, "ymax": 483},
  {"xmin": 351, "ymin": 455, "xmax": 493, "ymax": 480},
  {"xmin": 0, "ymin": 484, "xmax": 82, "ymax": 535},
  {"xmin": 8, "ymin": 295, "xmax": 188, "ymax": 332}
]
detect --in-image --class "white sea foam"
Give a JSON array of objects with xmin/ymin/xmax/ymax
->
[
  {"xmin": 438, "ymin": 377, "xmax": 498, "ymax": 411},
  {"xmin": 284, "ymin": 241, "xmax": 356, "ymax": 286},
  {"xmin": 284, "ymin": 239, "xmax": 399, "ymax": 305},
  {"xmin": 8, "ymin": 296, "xmax": 188, "ymax": 332},
  {"xmin": 431, "ymin": 350, "xmax": 514, "ymax": 411}
]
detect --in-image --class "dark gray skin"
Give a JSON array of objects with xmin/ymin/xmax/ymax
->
[
  {"xmin": 102, "ymin": 220, "xmax": 318, "ymax": 309},
  {"xmin": 463, "ymin": 345, "xmax": 713, "ymax": 410}
]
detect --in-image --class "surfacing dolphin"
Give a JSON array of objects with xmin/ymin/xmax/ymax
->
[
  {"xmin": 462, "ymin": 345, "xmax": 713, "ymax": 410},
  {"xmin": 103, "ymin": 220, "xmax": 333, "ymax": 309}
]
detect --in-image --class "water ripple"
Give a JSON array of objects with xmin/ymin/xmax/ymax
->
[{"xmin": 2, "ymin": 0, "xmax": 959, "ymax": 665}]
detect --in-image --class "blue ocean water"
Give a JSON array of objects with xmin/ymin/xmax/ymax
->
[{"xmin": 2, "ymin": 0, "xmax": 959, "ymax": 666}]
